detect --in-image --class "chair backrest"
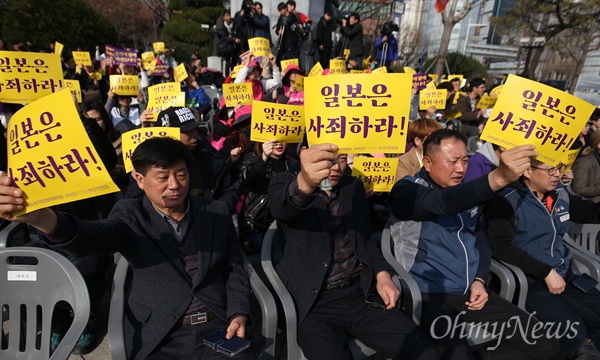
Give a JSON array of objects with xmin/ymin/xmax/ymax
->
[
  {"xmin": 0, "ymin": 247, "xmax": 90, "ymax": 360},
  {"xmin": 0, "ymin": 222, "xmax": 29, "ymax": 250},
  {"xmin": 567, "ymin": 223, "xmax": 600, "ymax": 255},
  {"xmin": 260, "ymin": 222, "xmax": 378, "ymax": 360},
  {"xmin": 108, "ymin": 254, "xmax": 130, "ymax": 360}
]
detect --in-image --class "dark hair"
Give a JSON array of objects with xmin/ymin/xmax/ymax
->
[
  {"xmin": 468, "ymin": 77, "xmax": 485, "ymax": 92},
  {"xmin": 286, "ymin": 0, "xmax": 296, "ymax": 8},
  {"xmin": 422, "ymin": 129, "xmax": 467, "ymax": 157},
  {"xmin": 408, "ymin": 118, "xmax": 442, "ymax": 146},
  {"xmin": 350, "ymin": 12, "xmax": 360, "ymax": 21},
  {"xmin": 437, "ymin": 82, "xmax": 453, "ymax": 91},
  {"xmin": 325, "ymin": 8, "xmax": 334, "ymax": 17},
  {"xmin": 450, "ymin": 77, "xmax": 461, "ymax": 83},
  {"xmin": 81, "ymin": 100, "xmax": 114, "ymax": 137},
  {"xmin": 277, "ymin": 2, "xmax": 287, "ymax": 11},
  {"xmin": 223, "ymin": 9, "xmax": 231, "ymax": 16},
  {"xmin": 254, "ymin": 2, "xmax": 263, "ymax": 8},
  {"xmin": 131, "ymin": 137, "xmax": 192, "ymax": 175}
]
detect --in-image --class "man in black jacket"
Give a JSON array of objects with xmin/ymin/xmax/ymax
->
[
  {"xmin": 268, "ymin": 143, "xmax": 439, "ymax": 359},
  {"xmin": 315, "ymin": 8, "xmax": 336, "ymax": 69},
  {"xmin": 340, "ymin": 12, "xmax": 364, "ymax": 69}
]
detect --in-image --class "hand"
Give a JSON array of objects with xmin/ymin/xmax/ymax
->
[
  {"xmin": 140, "ymin": 110, "xmax": 154, "ymax": 126},
  {"xmin": 96, "ymin": 45, "xmax": 100, "ymax": 50},
  {"xmin": 269, "ymin": 53, "xmax": 277, "ymax": 67},
  {"xmin": 488, "ymin": 144, "xmax": 538, "ymax": 191},
  {"xmin": 376, "ymin": 271, "xmax": 400, "ymax": 310},
  {"xmin": 478, "ymin": 108, "xmax": 487, "ymax": 117},
  {"xmin": 0, "ymin": 175, "xmax": 57, "ymax": 233},
  {"xmin": 297, "ymin": 143, "xmax": 338, "ymax": 194},
  {"xmin": 544, "ymin": 269, "xmax": 566, "ymax": 294},
  {"xmin": 382, "ymin": 35, "xmax": 388, "ymax": 42},
  {"xmin": 226, "ymin": 315, "xmax": 247, "ymax": 340},
  {"xmin": 191, "ymin": 80, "xmax": 200, "ymax": 89},
  {"xmin": 478, "ymin": 123, "xmax": 485, "ymax": 134},
  {"xmin": 560, "ymin": 170, "xmax": 573, "ymax": 184},
  {"xmin": 261, "ymin": 140, "xmax": 278, "ymax": 162},
  {"xmin": 365, "ymin": 186, "xmax": 374, "ymax": 198},
  {"xmin": 235, "ymin": 38, "xmax": 241, "ymax": 44},
  {"xmin": 107, "ymin": 87, "xmax": 116, "ymax": 99},
  {"xmin": 426, "ymin": 106, "xmax": 436, "ymax": 118},
  {"xmin": 230, "ymin": 147, "xmax": 242, "ymax": 163},
  {"xmin": 234, "ymin": 102, "xmax": 243, "ymax": 112},
  {"xmin": 466, "ymin": 280, "xmax": 488, "ymax": 310},
  {"xmin": 319, "ymin": 45, "xmax": 323, "ymax": 50}
]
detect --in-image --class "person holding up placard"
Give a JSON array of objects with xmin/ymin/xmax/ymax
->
[
  {"xmin": 105, "ymin": 87, "xmax": 142, "ymax": 131},
  {"xmin": 277, "ymin": 64, "xmax": 305, "ymax": 105},
  {"xmin": 455, "ymin": 78, "xmax": 487, "ymax": 138},
  {"xmin": 234, "ymin": 52, "xmax": 281, "ymax": 101}
]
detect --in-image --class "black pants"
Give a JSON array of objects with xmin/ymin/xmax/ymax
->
[
  {"xmin": 146, "ymin": 317, "xmax": 254, "ymax": 360},
  {"xmin": 421, "ymin": 292, "xmax": 560, "ymax": 360},
  {"xmin": 298, "ymin": 282, "xmax": 439, "ymax": 360}
]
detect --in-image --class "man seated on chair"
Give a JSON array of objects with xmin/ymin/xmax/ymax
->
[
  {"xmin": 387, "ymin": 129, "xmax": 559, "ymax": 359},
  {"xmin": 484, "ymin": 157, "xmax": 600, "ymax": 359},
  {"xmin": 267, "ymin": 142, "xmax": 439, "ymax": 359},
  {"xmin": 0, "ymin": 137, "xmax": 252, "ymax": 360}
]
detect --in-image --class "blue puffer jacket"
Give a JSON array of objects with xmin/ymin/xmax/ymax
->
[{"xmin": 389, "ymin": 168, "xmax": 494, "ymax": 295}]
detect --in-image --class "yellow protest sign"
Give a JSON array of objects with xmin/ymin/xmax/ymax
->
[
  {"xmin": 141, "ymin": 51, "xmax": 154, "ymax": 62},
  {"xmin": 295, "ymin": 75, "xmax": 305, "ymax": 91},
  {"xmin": 447, "ymin": 74, "xmax": 463, "ymax": 83},
  {"xmin": 281, "ymin": 58, "xmax": 299, "ymax": 71},
  {"xmin": 480, "ymin": 75, "xmax": 596, "ymax": 166},
  {"xmin": 308, "ymin": 62, "xmax": 323, "ymax": 77},
  {"xmin": 561, "ymin": 148, "xmax": 580, "ymax": 173},
  {"xmin": 372, "ymin": 67, "xmax": 388, "ymax": 74},
  {"xmin": 305, "ymin": 73, "xmax": 412, "ymax": 154},
  {"xmin": 351, "ymin": 157, "xmax": 398, "ymax": 192},
  {"xmin": 0, "ymin": 51, "xmax": 64, "ymax": 104},
  {"xmin": 72, "ymin": 51, "xmax": 92, "ymax": 66},
  {"xmin": 54, "ymin": 42, "xmax": 64, "ymax": 55},
  {"xmin": 122, "ymin": 128, "xmax": 180, "ymax": 173},
  {"xmin": 6, "ymin": 89, "xmax": 119, "ymax": 215},
  {"xmin": 350, "ymin": 70, "xmax": 366, "ymax": 74},
  {"xmin": 148, "ymin": 82, "xmax": 179, "ymax": 96},
  {"xmin": 443, "ymin": 109, "xmax": 462, "ymax": 120},
  {"xmin": 329, "ymin": 59, "xmax": 346, "ymax": 75},
  {"xmin": 247, "ymin": 37, "xmax": 270, "ymax": 57},
  {"xmin": 63, "ymin": 79, "xmax": 82, "ymax": 103},
  {"xmin": 230, "ymin": 64, "xmax": 243, "ymax": 79},
  {"xmin": 110, "ymin": 75, "xmax": 139, "ymax": 96},
  {"xmin": 174, "ymin": 63, "xmax": 188, "ymax": 83},
  {"xmin": 250, "ymin": 101, "xmax": 305, "ymax": 143},
  {"xmin": 429, "ymin": 74, "xmax": 439, "ymax": 84},
  {"xmin": 153, "ymin": 42, "xmax": 165, "ymax": 54},
  {"xmin": 425, "ymin": 81, "xmax": 437, "ymax": 91},
  {"xmin": 403, "ymin": 67, "xmax": 416, "ymax": 74},
  {"xmin": 419, "ymin": 89, "xmax": 447, "ymax": 110},
  {"xmin": 145, "ymin": 92, "xmax": 185, "ymax": 122},
  {"xmin": 477, "ymin": 94, "xmax": 498, "ymax": 109},
  {"xmin": 343, "ymin": 49, "xmax": 350, "ymax": 60},
  {"xmin": 223, "ymin": 83, "xmax": 253, "ymax": 107},
  {"xmin": 491, "ymin": 85, "xmax": 504, "ymax": 97},
  {"xmin": 453, "ymin": 91, "xmax": 465, "ymax": 104}
]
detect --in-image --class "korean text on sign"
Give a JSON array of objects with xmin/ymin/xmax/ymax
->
[
  {"xmin": 113, "ymin": 49, "xmax": 139, "ymax": 67},
  {"xmin": 480, "ymin": 75, "xmax": 596, "ymax": 166},
  {"xmin": 305, "ymin": 73, "xmax": 412, "ymax": 154},
  {"xmin": 0, "ymin": 51, "xmax": 64, "ymax": 104},
  {"xmin": 351, "ymin": 157, "xmax": 399, "ymax": 192},
  {"xmin": 174, "ymin": 63, "xmax": 188, "ymax": 83},
  {"xmin": 477, "ymin": 94, "xmax": 498, "ymax": 109},
  {"xmin": 7, "ymin": 89, "xmax": 119, "ymax": 215},
  {"xmin": 413, "ymin": 73, "xmax": 428, "ymax": 91},
  {"xmin": 561, "ymin": 148, "xmax": 580, "ymax": 173},
  {"xmin": 145, "ymin": 91, "xmax": 185, "ymax": 122},
  {"xmin": 251, "ymin": 100, "xmax": 305, "ymax": 143},
  {"xmin": 329, "ymin": 59, "xmax": 346, "ymax": 75},
  {"xmin": 122, "ymin": 128, "xmax": 180, "ymax": 173},
  {"xmin": 63, "ymin": 79, "xmax": 82, "ymax": 103},
  {"xmin": 248, "ymin": 37, "xmax": 270, "ymax": 57},
  {"xmin": 110, "ymin": 75, "xmax": 139, "ymax": 96},
  {"xmin": 308, "ymin": 62, "xmax": 323, "ymax": 77},
  {"xmin": 153, "ymin": 42, "xmax": 165, "ymax": 54},
  {"xmin": 223, "ymin": 83, "xmax": 253, "ymax": 107},
  {"xmin": 281, "ymin": 59, "xmax": 299, "ymax": 71},
  {"xmin": 72, "ymin": 51, "xmax": 92, "ymax": 66},
  {"xmin": 419, "ymin": 89, "xmax": 447, "ymax": 110}
]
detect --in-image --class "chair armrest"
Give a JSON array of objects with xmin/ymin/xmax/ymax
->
[
  {"xmin": 0, "ymin": 222, "xmax": 26, "ymax": 249},
  {"xmin": 489, "ymin": 259, "xmax": 516, "ymax": 302},
  {"xmin": 566, "ymin": 242, "xmax": 600, "ymax": 283},
  {"xmin": 108, "ymin": 254, "xmax": 129, "ymax": 360},
  {"xmin": 499, "ymin": 261, "xmax": 528, "ymax": 310}
]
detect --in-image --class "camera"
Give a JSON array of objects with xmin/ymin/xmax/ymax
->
[
  {"xmin": 241, "ymin": 0, "xmax": 253, "ymax": 18},
  {"xmin": 380, "ymin": 21, "xmax": 399, "ymax": 37}
]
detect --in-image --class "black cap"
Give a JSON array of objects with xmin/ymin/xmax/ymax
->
[{"xmin": 157, "ymin": 107, "xmax": 200, "ymax": 132}]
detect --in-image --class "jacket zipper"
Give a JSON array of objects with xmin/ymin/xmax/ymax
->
[{"xmin": 456, "ymin": 214, "xmax": 470, "ymax": 294}]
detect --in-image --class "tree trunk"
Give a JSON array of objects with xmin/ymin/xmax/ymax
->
[{"xmin": 434, "ymin": 21, "xmax": 455, "ymax": 77}]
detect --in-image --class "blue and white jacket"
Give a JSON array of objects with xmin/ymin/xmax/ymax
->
[{"xmin": 388, "ymin": 168, "xmax": 495, "ymax": 295}]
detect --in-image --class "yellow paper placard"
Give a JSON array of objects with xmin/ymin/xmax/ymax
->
[
  {"xmin": 122, "ymin": 127, "xmax": 180, "ymax": 173},
  {"xmin": 477, "ymin": 94, "xmax": 498, "ymax": 109},
  {"xmin": 403, "ymin": 67, "xmax": 416, "ymax": 74},
  {"xmin": 480, "ymin": 75, "xmax": 596, "ymax": 166},
  {"xmin": 295, "ymin": 75, "xmax": 305, "ymax": 91},
  {"xmin": 230, "ymin": 64, "xmax": 243, "ymax": 79},
  {"xmin": 223, "ymin": 83, "xmax": 253, "ymax": 107},
  {"xmin": 343, "ymin": 49, "xmax": 350, "ymax": 60},
  {"xmin": 491, "ymin": 85, "xmax": 504, "ymax": 97},
  {"xmin": 372, "ymin": 67, "xmax": 387, "ymax": 74},
  {"xmin": 425, "ymin": 81, "xmax": 437, "ymax": 91},
  {"xmin": 148, "ymin": 82, "xmax": 179, "ymax": 97},
  {"xmin": 305, "ymin": 73, "xmax": 412, "ymax": 154},
  {"xmin": 453, "ymin": 91, "xmax": 465, "ymax": 104},
  {"xmin": 447, "ymin": 74, "xmax": 463, "ymax": 83},
  {"xmin": 7, "ymin": 89, "xmax": 119, "ymax": 215},
  {"xmin": 429, "ymin": 74, "xmax": 439, "ymax": 84},
  {"xmin": 174, "ymin": 63, "xmax": 188, "ymax": 83},
  {"xmin": 0, "ymin": 51, "xmax": 64, "ymax": 104},
  {"xmin": 329, "ymin": 59, "xmax": 346, "ymax": 75},
  {"xmin": 153, "ymin": 42, "xmax": 165, "ymax": 54},
  {"xmin": 63, "ymin": 79, "xmax": 82, "ymax": 103},
  {"xmin": 141, "ymin": 51, "xmax": 154, "ymax": 62},
  {"xmin": 145, "ymin": 92, "xmax": 185, "ymax": 122},
  {"xmin": 109, "ymin": 75, "xmax": 139, "ymax": 96},
  {"xmin": 250, "ymin": 100, "xmax": 305, "ymax": 143},
  {"xmin": 247, "ymin": 37, "xmax": 270, "ymax": 57},
  {"xmin": 351, "ymin": 157, "xmax": 398, "ymax": 192},
  {"xmin": 308, "ymin": 62, "xmax": 323, "ymax": 77},
  {"xmin": 443, "ymin": 109, "xmax": 462, "ymax": 120},
  {"xmin": 350, "ymin": 70, "xmax": 366, "ymax": 74},
  {"xmin": 72, "ymin": 51, "xmax": 92, "ymax": 66},
  {"xmin": 561, "ymin": 148, "xmax": 580, "ymax": 173},
  {"xmin": 419, "ymin": 89, "xmax": 447, "ymax": 110},
  {"xmin": 54, "ymin": 42, "xmax": 64, "ymax": 55},
  {"xmin": 281, "ymin": 58, "xmax": 299, "ymax": 71}
]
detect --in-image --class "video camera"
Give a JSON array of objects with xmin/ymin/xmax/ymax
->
[
  {"xmin": 380, "ymin": 21, "xmax": 399, "ymax": 37},
  {"xmin": 241, "ymin": 0, "xmax": 253, "ymax": 19}
]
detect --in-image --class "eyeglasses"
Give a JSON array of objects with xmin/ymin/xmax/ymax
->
[{"xmin": 531, "ymin": 165, "xmax": 565, "ymax": 175}]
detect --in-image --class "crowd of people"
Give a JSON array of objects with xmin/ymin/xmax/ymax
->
[{"xmin": 1, "ymin": 2, "xmax": 600, "ymax": 359}]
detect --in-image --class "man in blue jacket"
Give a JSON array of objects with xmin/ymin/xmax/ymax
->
[
  {"xmin": 388, "ymin": 129, "xmax": 559, "ymax": 359},
  {"xmin": 485, "ymin": 158, "xmax": 600, "ymax": 359},
  {"xmin": 374, "ymin": 27, "xmax": 398, "ymax": 72}
]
